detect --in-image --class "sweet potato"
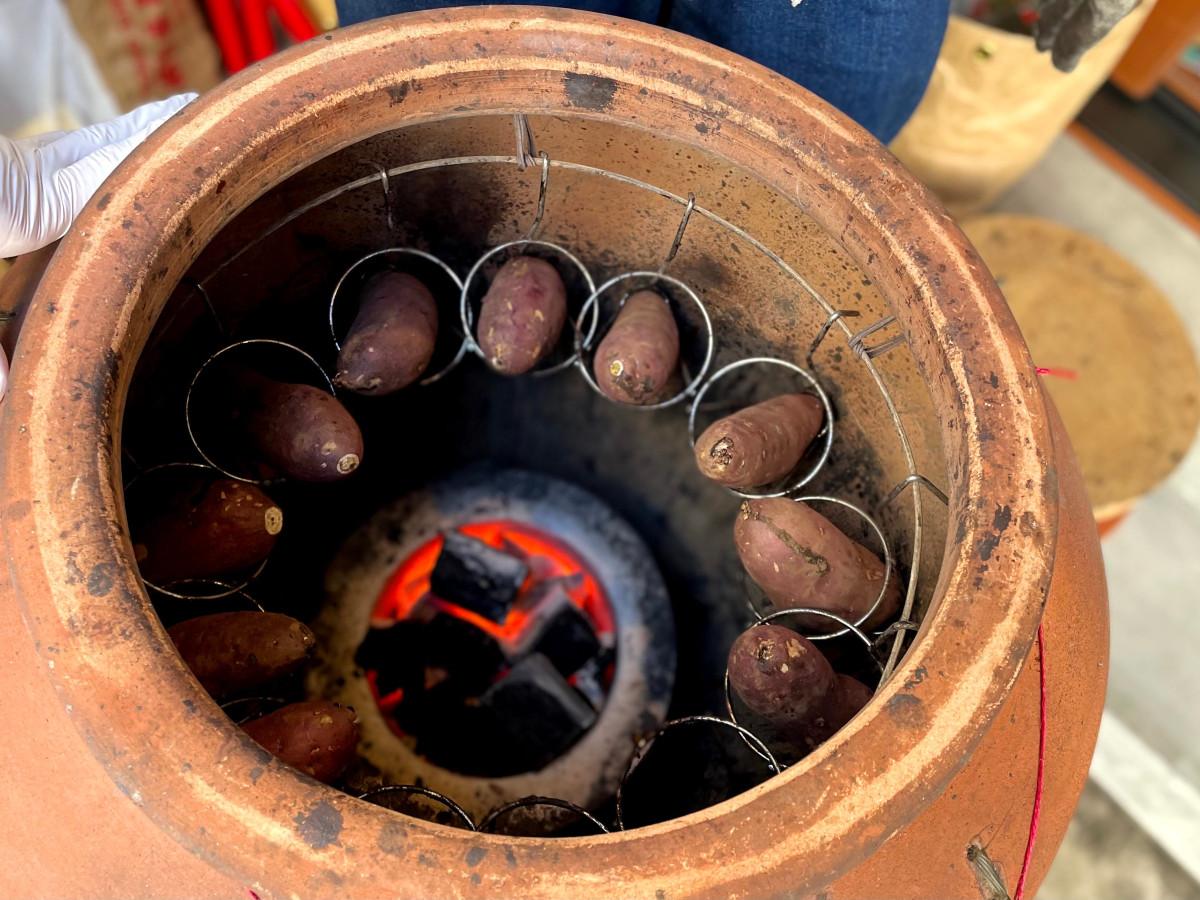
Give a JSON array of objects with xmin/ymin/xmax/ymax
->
[
  {"xmin": 593, "ymin": 289, "xmax": 680, "ymax": 405},
  {"xmin": 734, "ymin": 498, "xmax": 899, "ymax": 630},
  {"xmin": 131, "ymin": 475, "xmax": 282, "ymax": 585},
  {"xmin": 229, "ymin": 368, "xmax": 363, "ymax": 481},
  {"xmin": 241, "ymin": 700, "xmax": 358, "ymax": 784},
  {"xmin": 790, "ymin": 674, "xmax": 873, "ymax": 751},
  {"xmin": 169, "ymin": 611, "xmax": 315, "ymax": 698},
  {"xmin": 477, "ymin": 256, "xmax": 567, "ymax": 375},
  {"xmin": 727, "ymin": 623, "xmax": 833, "ymax": 728},
  {"xmin": 334, "ymin": 271, "xmax": 438, "ymax": 395},
  {"xmin": 695, "ymin": 393, "xmax": 823, "ymax": 488}
]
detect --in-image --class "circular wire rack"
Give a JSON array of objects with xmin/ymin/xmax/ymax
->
[{"xmin": 160, "ymin": 113, "xmax": 951, "ymax": 834}]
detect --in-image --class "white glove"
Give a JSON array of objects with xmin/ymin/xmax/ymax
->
[
  {"xmin": 0, "ymin": 92, "xmax": 195, "ymax": 402},
  {"xmin": 0, "ymin": 92, "xmax": 196, "ymax": 258}
]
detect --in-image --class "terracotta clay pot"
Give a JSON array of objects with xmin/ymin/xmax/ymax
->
[{"xmin": 0, "ymin": 8, "xmax": 1105, "ymax": 899}]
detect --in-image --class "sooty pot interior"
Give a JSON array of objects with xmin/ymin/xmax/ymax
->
[{"xmin": 120, "ymin": 111, "xmax": 950, "ymax": 828}]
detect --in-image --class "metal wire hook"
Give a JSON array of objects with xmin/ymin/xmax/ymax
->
[
  {"xmin": 370, "ymin": 163, "xmax": 395, "ymax": 235},
  {"xmin": 659, "ymin": 193, "xmax": 696, "ymax": 272},
  {"xmin": 806, "ymin": 308, "xmax": 860, "ymax": 368},
  {"xmin": 848, "ymin": 315, "xmax": 906, "ymax": 360},
  {"xmin": 527, "ymin": 151, "xmax": 551, "ymax": 240},
  {"xmin": 879, "ymin": 472, "xmax": 950, "ymax": 510},
  {"xmin": 513, "ymin": 114, "xmax": 537, "ymax": 170},
  {"xmin": 183, "ymin": 277, "xmax": 226, "ymax": 336}
]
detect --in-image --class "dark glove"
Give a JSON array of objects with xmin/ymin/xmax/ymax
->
[{"xmin": 1034, "ymin": 0, "xmax": 1140, "ymax": 73}]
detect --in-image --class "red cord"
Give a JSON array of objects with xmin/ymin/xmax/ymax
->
[
  {"xmin": 1012, "ymin": 365, "xmax": 1060, "ymax": 897},
  {"xmin": 1035, "ymin": 366, "xmax": 1077, "ymax": 380},
  {"xmin": 269, "ymin": 0, "xmax": 319, "ymax": 42},
  {"xmin": 1014, "ymin": 622, "xmax": 1047, "ymax": 900}
]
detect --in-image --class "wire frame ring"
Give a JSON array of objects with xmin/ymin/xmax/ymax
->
[
  {"xmin": 687, "ymin": 357, "xmax": 835, "ymax": 498},
  {"xmin": 574, "ymin": 271, "xmax": 715, "ymax": 410},
  {"xmin": 478, "ymin": 795, "xmax": 609, "ymax": 836},
  {"xmin": 742, "ymin": 495, "xmax": 894, "ymax": 641},
  {"xmin": 188, "ymin": 151, "xmax": 929, "ymax": 685},
  {"xmin": 357, "ymin": 784, "xmax": 477, "ymax": 831},
  {"xmin": 219, "ymin": 696, "xmax": 288, "ymax": 726},
  {"xmin": 614, "ymin": 714, "xmax": 779, "ymax": 830},
  {"xmin": 123, "ymin": 462, "xmax": 273, "ymax": 600},
  {"xmin": 328, "ymin": 247, "xmax": 469, "ymax": 387},
  {"xmin": 459, "ymin": 239, "xmax": 599, "ymax": 377},
  {"xmin": 723, "ymin": 607, "xmax": 882, "ymax": 763},
  {"xmin": 185, "ymin": 338, "xmax": 336, "ymax": 484},
  {"xmin": 149, "ymin": 576, "xmax": 270, "ymax": 607}
]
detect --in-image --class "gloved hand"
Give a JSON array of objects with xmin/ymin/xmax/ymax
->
[
  {"xmin": 0, "ymin": 92, "xmax": 195, "ymax": 402},
  {"xmin": 1035, "ymin": 0, "xmax": 1140, "ymax": 73},
  {"xmin": 0, "ymin": 92, "xmax": 195, "ymax": 258}
]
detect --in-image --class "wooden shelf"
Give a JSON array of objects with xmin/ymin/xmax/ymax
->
[{"xmin": 1162, "ymin": 61, "xmax": 1200, "ymax": 114}]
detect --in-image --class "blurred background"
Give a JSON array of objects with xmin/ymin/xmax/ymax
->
[{"xmin": 1, "ymin": 1, "xmax": 1197, "ymax": 896}]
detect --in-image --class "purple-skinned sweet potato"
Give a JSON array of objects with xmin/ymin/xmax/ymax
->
[
  {"xmin": 477, "ymin": 256, "xmax": 567, "ymax": 375},
  {"xmin": 789, "ymin": 674, "xmax": 873, "ymax": 752},
  {"xmin": 334, "ymin": 271, "xmax": 438, "ymax": 395},
  {"xmin": 241, "ymin": 700, "xmax": 358, "ymax": 784},
  {"xmin": 131, "ymin": 475, "xmax": 282, "ymax": 585},
  {"xmin": 727, "ymin": 623, "xmax": 834, "ymax": 729},
  {"xmin": 695, "ymin": 393, "xmax": 823, "ymax": 488},
  {"xmin": 593, "ymin": 289, "xmax": 680, "ymax": 405},
  {"xmin": 169, "ymin": 611, "xmax": 314, "ymax": 698},
  {"xmin": 734, "ymin": 498, "xmax": 899, "ymax": 630},
  {"xmin": 229, "ymin": 368, "xmax": 363, "ymax": 482}
]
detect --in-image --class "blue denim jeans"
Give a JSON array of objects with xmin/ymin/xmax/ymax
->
[{"xmin": 335, "ymin": 0, "xmax": 947, "ymax": 142}]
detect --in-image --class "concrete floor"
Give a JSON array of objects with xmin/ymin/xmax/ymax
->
[
  {"xmin": 1039, "ymin": 782, "xmax": 1200, "ymax": 900},
  {"xmin": 991, "ymin": 133, "xmax": 1200, "ymax": 897}
]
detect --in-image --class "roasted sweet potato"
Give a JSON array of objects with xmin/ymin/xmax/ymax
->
[
  {"xmin": 334, "ymin": 271, "xmax": 438, "ymax": 395},
  {"xmin": 734, "ymin": 498, "xmax": 899, "ymax": 630},
  {"xmin": 695, "ymin": 393, "xmax": 823, "ymax": 488},
  {"xmin": 229, "ymin": 368, "xmax": 363, "ymax": 481},
  {"xmin": 241, "ymin": 700, "xmax": 359, "ymax": 784},
  {"xmin": 477, "ymin": 256, "xmax": 567, "ymax": 375},
  {"xmin": 790, "ymin": 674, "xmax": 873, "ymax": 751},
  {"xmin": 727, "ymin": 623, "xmax": 833, "ymax": 728},
  {"xmin": 131, "ymin": 475, "xmax": 282, "ymax": 585},
  {"xmin": 593, "ymin": 289, "xmax": 680, "ymax": 405},
  {"xmin": 169, "ymin": 611, "xmax": 315, "ymax": 698}
]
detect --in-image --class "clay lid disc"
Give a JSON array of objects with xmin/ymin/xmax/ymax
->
[{"xmin": 964, "ymin": 214, "xmax": 1200, "ymax": 519}]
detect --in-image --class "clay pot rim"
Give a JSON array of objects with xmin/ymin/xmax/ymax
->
[{"xmin": 0, "ymin": 9, "xmax": 1055, "ymax": 898}]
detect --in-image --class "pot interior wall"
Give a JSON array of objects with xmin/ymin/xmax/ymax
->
[{"xmin": 121, "ymin": 110, "xmax": 949, "ymax": 778}]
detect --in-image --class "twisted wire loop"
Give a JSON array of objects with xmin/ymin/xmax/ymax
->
[
  {"xmin": 358, "ymin": 785, "xmax": 478, "ymax": 831},
  {"xmin": 615, "ymin": 715, "xmax": 779, "ymax": 830},
  {"xmin": 176, "ymin": 145, "xmax": 944, "ymax": 828},
  {"xmin": 478, "ymin": 796, "xmax": 609, "ymax": 835},
  {"xmin": 124, "ymin": 461, "xmax": 273, "ymax": 601}
]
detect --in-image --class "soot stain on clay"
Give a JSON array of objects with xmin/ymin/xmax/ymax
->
[
  {"xmin": 87, "ymin": 563, "xmax": 115, "ymax": 597},
  {"xmin": 886, "ymin": 693, "xmax": 926, "ymax": 728},
  {"xmin": 377, "ymin": 820, "xmax": 409, "ymax": 857},
  {"xmin": 295, "ymin": 801, "xmax": 343, "ymax": 850},
  {"xmin": 563, "ymin": 72, "xmax": 617, "ymax": 111}
]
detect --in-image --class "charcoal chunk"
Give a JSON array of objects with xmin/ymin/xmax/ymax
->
[
  {"xmin": 423, "ymin": 606, "xmax": 505, "ymax": 695},
  {"xmin": 480, "ymin": 654, "xmax": 597, "ymax": 771},
  {"xmin": 430, "ymin": 530, "xmax": 529, "ymax": 622},
  {"xmin": 355, "ymin": 619, "xmax": 428, "ymax": 695},
  {"xmin": 499, "ymin": 583, "xmax": 600, "ymax": 675},
  {"xmin": 571, "ymin": 656, "xmax": 607, "ymax": 711},
  {"xmin": 531, "ymin": 602, "xmax": 601, "ymax": 676}
]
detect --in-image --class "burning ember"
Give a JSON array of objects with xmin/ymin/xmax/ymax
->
[{"xmin": 358, "ymin": 519, "xmax": 616, "ymax": 775}]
